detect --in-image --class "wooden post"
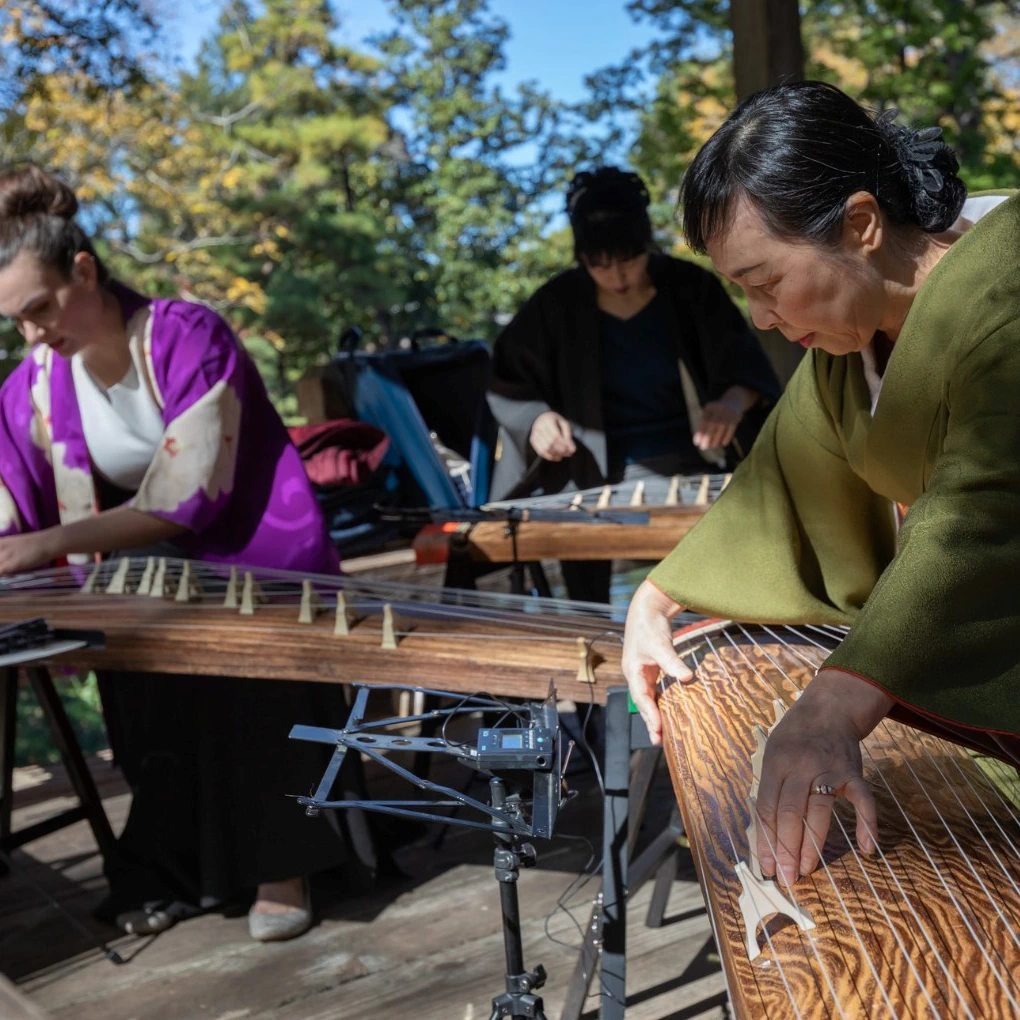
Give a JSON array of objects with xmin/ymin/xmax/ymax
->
[
  {"xmin": 729, "ymin": 0, "xmax": 803, "ymax": 102},
  {"xmin": 729, "ymin": 0, "xmax": 805, "ymax": 389}
]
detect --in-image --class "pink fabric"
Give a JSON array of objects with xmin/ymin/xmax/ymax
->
[{"xmin": 288, "ymin": 420, "xmax": 390, "ymax": 488}]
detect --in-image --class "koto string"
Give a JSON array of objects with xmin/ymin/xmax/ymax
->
[
  {"xmin": 0, "ymin": 560, "xmax": 621, "ymax": 623},
  {"xmin": 807, "ymin": 621, "xmax": 1020, "ymax": 830},
  {"xmin": 716, "ymin": 629, "xmax": 949, "ymax": 1019},
  {"xmin": 772, "ymin": 627, "xmax": 1020, "ymax": 957},
  {"xmin": 703, "ymin": 632, "xmax": 909, "ymax": 1019},
  {"xmin": 726, "ymin": 625, "xmax": 979, "ymax": 1019},
  {"xmin": 0, "ymin": 561, "xmax": 627, "ymax": 641},
  {"xmin": 798, "ymin": 819, "xmax": 905, "ymax": 1020},
  {"xmin": 667, "ymin": 665, "xmax": 807, "ymax": 1020},
  {"xmin": 692, "ymin": 643, "xmax": 854, "ymax": 1020},
  {"xmin": 757, "ymin": 625, "xmax": 1020, "ymax": 1005},
  {"xmin": 483, "ymin": 472, "xmax": 728, "ymax": 511},
  {"xmin": 750, "ymin": 625, "xmax": 1020, "ymax": 1013}
]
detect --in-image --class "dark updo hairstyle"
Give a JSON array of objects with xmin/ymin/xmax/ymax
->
[
  {"xmin": 680, "ymin": 81, "xmax": 967, "ymax": 255},
  {"xmin": 567, "ymin": 166, "xmax": 654, "ymax": 264},
  {"xmin": 0, "ymin": 163, "xmax": 108, "ymax": 282}
]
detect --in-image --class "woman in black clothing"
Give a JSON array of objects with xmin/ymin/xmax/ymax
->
[{"xmin": 487, "ymin": 167, "xmax": 780, "ymax": 603}]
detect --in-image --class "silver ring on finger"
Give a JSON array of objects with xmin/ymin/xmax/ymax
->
[{"xmin": 810, "ymin": 783, "xmax": 836, "ymax": 797}]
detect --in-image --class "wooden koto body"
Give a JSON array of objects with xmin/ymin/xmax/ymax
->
[
  {"xmin": 0, "ymin": 561, "xmax": 625, "ymax": 703},
  {"xmin": 460, "ymin": 472, "xmax": 730, "ymax": 563},
  {"xmin": 660, "ymin": 620, "xmax": 1020, "ymax": 1020}
]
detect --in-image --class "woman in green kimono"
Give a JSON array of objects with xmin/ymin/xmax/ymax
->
[{"xmin": 622, "ymin": 80, "xmax": 1020, "ymax": 891}]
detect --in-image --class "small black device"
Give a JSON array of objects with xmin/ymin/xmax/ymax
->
[{"xmin": 471, "ymin": 725, "xmax": 555, "ymax": 771}]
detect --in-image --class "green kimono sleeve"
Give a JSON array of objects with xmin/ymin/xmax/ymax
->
[
  {"xmin": 647, "ymin": 354, "xmax": 897, "ymax": 624},
  {"xmin": 826, "ymin": 323, "xmax": 1020, "ymax": 737}
]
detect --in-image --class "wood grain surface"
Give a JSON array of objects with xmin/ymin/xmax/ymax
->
[
  {"xmin": 0, "ymin": 566, "xmax": 625, "ymax": 703},
  {"xmin": 457, "ymin": 506, "xmax": 706, "ymax": 562},
  {"xmin": 659, "ymin": 621, "xmax": 1020, "ymax": 1020}
]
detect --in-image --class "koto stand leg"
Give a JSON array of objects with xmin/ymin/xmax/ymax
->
[
  {"xmin": 527, "ymin": 563, "xmax": 552, "ymax": 598},
  {"xmin": 487, "ymin": 777, "xmax": 549, "ymax": 1020},
  {"xmin": 600, "ymin": 686, "xmax": 631, "ymax": 1020},
  {"xmin": 13, "ymin": 667, "xmax": 117, "ymax": 862},
  {"xmin": 0, "ymin": 668, "xmax": 16, "ymax": 872}
]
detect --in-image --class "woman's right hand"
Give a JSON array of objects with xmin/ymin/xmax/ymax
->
[
  {"xmin": 622, "ymin": 580, "xmax": 691, "ymax": 744},
  {"xmin": 529, "ymin": 411, "xmax": 576, "ymax": 461}
]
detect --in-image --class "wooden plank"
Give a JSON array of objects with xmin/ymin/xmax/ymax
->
[
  {"xmin": 0, "ymin": 974, "xmax": 51, "ymax": 1020},
  {"xmin": 659, "ymin": 625, "xmax": 1020, "ymax": 1020},
  {"xmin": 0, "ymin": 595, "xmax": 624, "ymax": 704},
  {"xmin": 262, "ymin": 904, "xmax": 721, "ymax": 1020},
  {"xmin": 459, "ymin": 507, "xmax": 706, "ymax": 562}
]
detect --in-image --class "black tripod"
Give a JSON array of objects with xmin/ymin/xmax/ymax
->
[{"xmin": 488, "ymin": 777, "xmax": 549, "ymax": 1020}]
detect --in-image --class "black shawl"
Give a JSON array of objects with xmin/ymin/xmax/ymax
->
[{"xmin": 487, "ymin": 254, "xmax": 781, "ymax": 500}]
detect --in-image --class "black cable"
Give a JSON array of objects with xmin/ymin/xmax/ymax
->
[{"xmin": 439, "ymin": 691, "xmax": 529, "ymax": 749}]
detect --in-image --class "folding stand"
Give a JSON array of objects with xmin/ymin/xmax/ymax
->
[
  {"xmin": 0, "ymin": 622, "xmax": 113, "ymax": 865},
  {"xmin": 291, "ymin": 686, "xmax": 564, "ymax": 1020}
]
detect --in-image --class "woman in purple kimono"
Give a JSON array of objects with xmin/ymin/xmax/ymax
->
[{"xmin": 0, "ymin": 164, "xmax": 345, "ymax": 942}]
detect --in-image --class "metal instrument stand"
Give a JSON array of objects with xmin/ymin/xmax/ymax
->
[
  {"xmin": 293, "ymin": 687, "xmax": 563, "ymax": 1019},
  {"xmin": 488, "ymin": 776, "xmax": 549, "ymax": 1020}
]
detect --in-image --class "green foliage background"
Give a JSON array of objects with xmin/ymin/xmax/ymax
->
[{"xmin": 2, "ymin": 0, "xmax": 1020, "ymax": 759}]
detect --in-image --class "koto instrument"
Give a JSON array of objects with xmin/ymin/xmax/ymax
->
[
  {"xmin": 660, "ymin": 619, "xmax": 1020, "ymax": 1020},
  {"xmin": 0, "ymin": 559, "xmax": 626, "ymax": 703},
  {"xmin": 455, "ymin": 472, "xmax": 731, "ymax": 563}
]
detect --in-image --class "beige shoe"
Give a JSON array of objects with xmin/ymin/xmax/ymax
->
[{"xmin": 248, "ymin": 883, "xmax": 312, "ymax": 943}]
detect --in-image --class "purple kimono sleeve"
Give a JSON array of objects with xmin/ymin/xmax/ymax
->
[
  {"xmin": 128, "ymin": 302, "xmax": 245, "ymax": 534},
  {"xmin": 0, "ymin": 359, "xmax": 59, "ymax": 538}
]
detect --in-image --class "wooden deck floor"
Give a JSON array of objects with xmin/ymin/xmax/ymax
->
[
  {"xmin": 1, "ymin": 745, "xmax": 726, "ymax": 1020},
  {"xmin": 1, "ymin": 557, "xmax": 726, "ymax": 1019}
]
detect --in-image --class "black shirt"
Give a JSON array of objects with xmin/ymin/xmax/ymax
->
[{"xmin": 599, "ymin": 293, "xmax": 692, "ymax": 467}]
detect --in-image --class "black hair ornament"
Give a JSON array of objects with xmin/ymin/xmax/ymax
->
[{"xmin": 875, "ymin": 109, "xmax": 951, "ymax": 205}]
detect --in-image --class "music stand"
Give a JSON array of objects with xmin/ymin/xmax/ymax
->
[{"xmin": 290, "ymin": 684, "xmax": 563, "ymax": 1020}]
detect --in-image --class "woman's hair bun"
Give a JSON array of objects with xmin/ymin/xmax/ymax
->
[
  {"xmin": 0, "ymin": 164, "xmax": 78, "ymax": 222},
  {"xmin": 872, "ymin": 112, "xmax": 966, "ymax": 233},
  {"xmin": 566, "ymin": 166, "xmax": 650, "ymax": 218}
]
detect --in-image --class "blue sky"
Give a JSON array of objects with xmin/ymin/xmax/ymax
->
[{"xmin": 166, "ymin": 0, "xmax": 658, "ymax": 102}]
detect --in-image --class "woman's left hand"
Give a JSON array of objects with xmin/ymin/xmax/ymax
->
[
  {"xmin": 755, "ymin": 668, "xmax": 894, "ymax": 887},
  {"xmin": 0, "ymin": 530, "xmax": 59, "ymax": 576}
]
